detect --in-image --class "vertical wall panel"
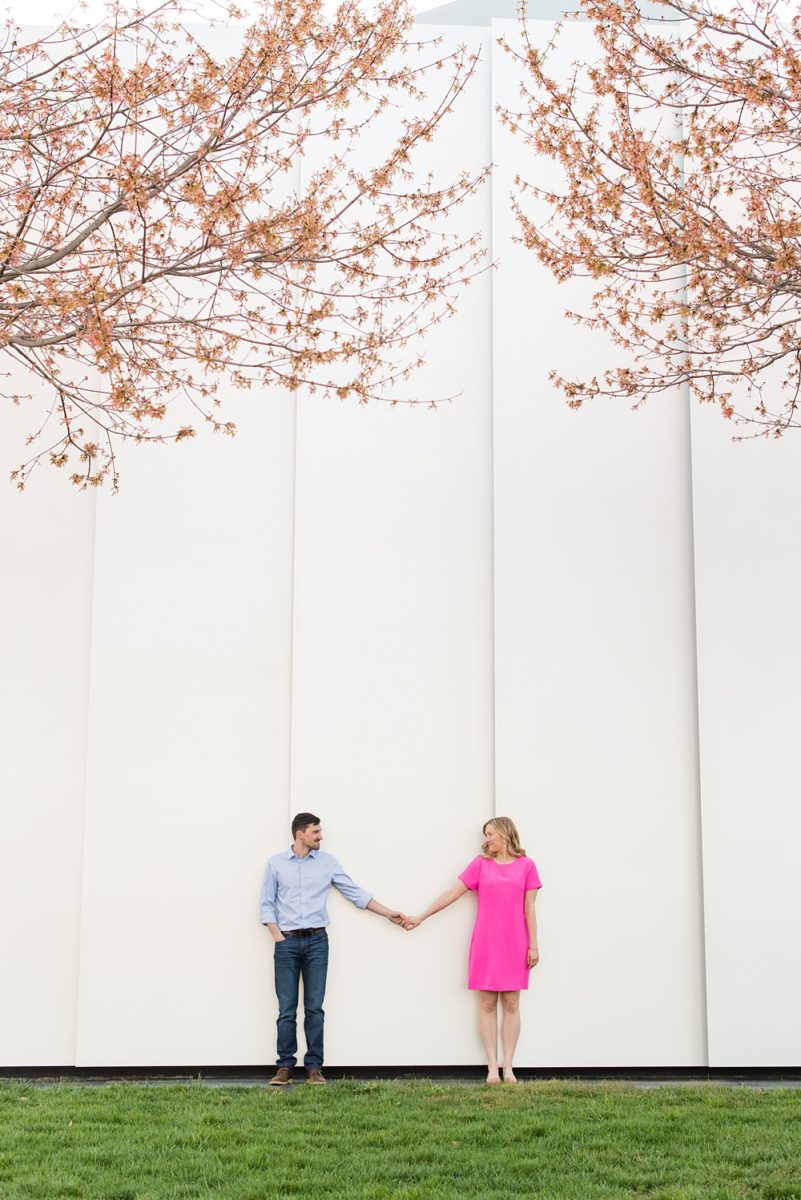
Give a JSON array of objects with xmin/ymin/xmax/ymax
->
[
  {"xmin": 491, "ymin": 21, "xmax": 706, "ymax": 1067},
  {"xmin": 691, "ymin": 404, "xmax": 801, "ymax": 1067},
  {"xmin": 288, "ymin": 30, "xmax": 495, "ymax": 1067},
  {"xmin": 75, "ymin": 391, "xmax": 296, "ymax": 1065},
  {"xmin": 0, "ymin": 385, "xmax": 95, "ymax": 1065}
]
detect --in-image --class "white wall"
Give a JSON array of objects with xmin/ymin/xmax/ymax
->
[
  {"xmin": 491, "ymin": 21, "xmax": 706, "ymax": 1068},
  {"xmin": 1, "ymin": 17, "xmax": 799, "ymax": 1069},
  {"xmin": 0, "ymin": 388, "xmax": 95, "ymax": 1066},
  {"xmin": 74, "ymin": 391, "xmax": 296, "ymax": 1066},
  {"xmin": 289, "ymin": 29, "xmax": 494, "ymax": 1066},
  {"xmin": 691, "ymin": 404, "xmax": 801, "ymax": 1067}
]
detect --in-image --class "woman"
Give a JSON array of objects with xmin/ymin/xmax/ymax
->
[{"xmin": 403, "ymin": 817, "xmax": 541, "ymax": 1084}]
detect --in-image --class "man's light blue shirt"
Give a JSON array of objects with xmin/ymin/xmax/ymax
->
[{"xmin": 259, "ymin": 848, "xmax": 372, "ymax": 930}]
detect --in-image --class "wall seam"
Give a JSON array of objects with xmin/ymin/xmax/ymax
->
[
  {"xmin": 672, "ymin": 91, "xmax": 710, "ymax": 1068},
  {"xmin": 489, "ymin": 22, "xmax": 499, "ymax": 824},
  {"xmin": 72, "ymin": 485, "xmax": 100, "ymax": 1068},
  {"xmin": 286, "ymin": 148, "xmax": 303, "ymax": 839},
  {"xmin": 686, "ymin": 394, "xmax": 711, "ymax": 1069},
  {"xmin": 286, "ymin": 397, "xmax": 299, "ymax": 835}
]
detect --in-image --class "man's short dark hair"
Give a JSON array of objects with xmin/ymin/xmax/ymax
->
[{"xmin": 292, "ymin": 812, "xmax": 321, "ymax": 838}]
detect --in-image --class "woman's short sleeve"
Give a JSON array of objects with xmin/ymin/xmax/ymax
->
[
  {"xmin": 458, "ymin": 857, "xmax": 482, "ymax": 891},
  {"xmin": 524, "ymin": 858, "xmax": 542, "ymax": 891}
]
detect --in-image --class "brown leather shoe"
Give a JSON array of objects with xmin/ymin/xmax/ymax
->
[
  {"xmin": 306, "ymin": 1068, "xmax": 326, "ymax": 1085},
  {"xmin": 268, "ymin": 1067, "xmax": 293, "ymax": 1086}
]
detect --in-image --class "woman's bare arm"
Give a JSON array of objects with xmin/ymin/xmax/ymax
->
[
  {"xmin": 403, "ymin": 881, "xmax": 468, "ymax": 929},
  {"xmin": 525, "ymin": 890, "xmax": 539, "ymax": 967}
]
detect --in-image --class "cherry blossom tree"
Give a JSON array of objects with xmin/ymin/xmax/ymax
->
[
  {"xmin": 502, "ymin": 0, "xmax": 801, "ymax": 436},
  {"xmin": 1, "ymin": 0, "xmax": 485, "ymax": 489}
]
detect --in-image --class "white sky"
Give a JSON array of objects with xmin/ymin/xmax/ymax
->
[
  {"xmin": 4, "ymin": 0, "xmax": 440, "ymax": 26},
  {"xmin": 4, "ymin": 0, "xmax": 792, "ymax": 39}
]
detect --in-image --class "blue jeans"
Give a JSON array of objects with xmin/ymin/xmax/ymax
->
[{"xmin": 274, "ymin": 931, "xmax": 329, "ymax": 1069}]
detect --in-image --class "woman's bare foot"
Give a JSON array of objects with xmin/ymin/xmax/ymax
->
[
  {"xmin": 486, "ymin": 1069, "xmax": 501, "ymax": 1085},
  {"xmin": 502, "ymin": 1068, "xmax": 518, "ymax": 1084}
]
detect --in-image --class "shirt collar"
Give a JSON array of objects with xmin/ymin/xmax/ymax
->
[{"xmin": 286, "ymin": 846, "xmax": 318, "ymax": 860}]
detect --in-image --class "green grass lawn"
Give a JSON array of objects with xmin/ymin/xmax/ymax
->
[{"xmin": 1, "ymin": 1080, "xmax": 800, "ymax": 1200}]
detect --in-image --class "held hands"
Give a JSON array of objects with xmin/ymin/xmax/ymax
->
[{"xmin": 381, "ymin": 909, "xmax": 421, "ymax": 930}]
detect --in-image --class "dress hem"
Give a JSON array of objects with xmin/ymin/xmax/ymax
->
[{"xmin": 467, "ymin": 981, "xmax": 530, "ymax": 992}]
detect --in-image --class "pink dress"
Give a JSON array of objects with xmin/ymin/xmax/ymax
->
[{"xmin": 458, "ymin": 855, "xmax": 542, "ymax": 991}]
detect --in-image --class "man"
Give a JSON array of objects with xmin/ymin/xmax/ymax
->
[{"xmin": 260, "ymin": 812, "xmax": 405, "ymax": 1085}]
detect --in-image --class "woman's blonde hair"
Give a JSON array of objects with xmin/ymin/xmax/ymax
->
[{"xmin": 481, "ymin": 816, "xmax": 526, "ymax": 858}]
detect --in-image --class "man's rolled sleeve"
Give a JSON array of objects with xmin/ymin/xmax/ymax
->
[
  {"xmin": 260, "ymin": 861, "xmax": 278, "ymax": 925},
  {"xmin": 331, "ymin": 860, "xmax": 372, "ymax": 909}
]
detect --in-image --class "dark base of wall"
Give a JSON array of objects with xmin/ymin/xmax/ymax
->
[{"xmin": 1, "ymin": 1065, "xmax": 800, "ymax": 1082}]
